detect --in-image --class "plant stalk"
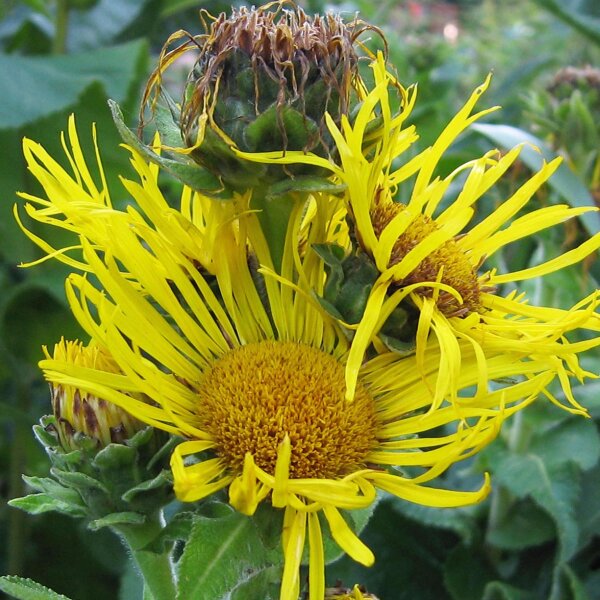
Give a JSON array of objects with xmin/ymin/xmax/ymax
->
[
  {"xmin": 250, "ymin": 191, "xmax": 296, "ymax": 273},
  {"xmin": 485, "ymin": 410, "xmax": 530, "ymax": 562},
  {"xmin": 114, "ymin": 513, "xmax": 177, "ymax": 600},
  {"xmin": 52, "ymin": 0, "xmax": 69, "ymax": 55}
]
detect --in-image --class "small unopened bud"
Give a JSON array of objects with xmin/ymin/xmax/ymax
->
[{"xmin": 44, "ymin": 339, "xmax": 143, "ymax": 450}]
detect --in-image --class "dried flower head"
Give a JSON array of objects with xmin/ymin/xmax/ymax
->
[{"xmin": 141, "ymin": 1, "xmax": 381, "ymax": 191}]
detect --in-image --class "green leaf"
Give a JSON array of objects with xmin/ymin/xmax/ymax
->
[
  {"xmin": 487, "ymin": 500, "xmax": 556, "ymax": 550},
  {"xmin": 145, "ymin": 511, "xmax": 197, "ymax": 553},
  {"xmin": 177, "ymin": 505, "xmax": 280, "ymax": 600},
  {"xmin": 66, "ymin": 0, "xmax": 156, "ymax": 51},
  {"xmin": 0, "ymin": 40, "xmax": 148, "ymax": 129},
  {"xmin": 88, "ymin": 511, "xmax": 146, "ymax": 530},
  {"xmin": 8, "ymin": 493, "xmax": 86, "ymax": 517},
  {"xmin": 0, "ymin": 576, "xmax": 72, "ymax": 600},
  {"xmin": 0, "ymin": 284, "xmax": 84, "ymax": 366},
  {"xmin": 494, "ymin": 455, "xmax": 581, "ymax": 561},
  {"xmin": 160, "ymin": 0, "xmax": 203, "ymax": 17},
  {"xmin": 482, "ymin": 581, "xmax": 536, "ymax": 600},
  {"xmin": 532, "ymin": 0, "xmax": 600, "ymax": 46},
  {"xmin": 554, "ymin": 563, "xmax": 592, "ymax": 600},
  {"xmin": 391, "ymin": 500, "xmax": 477, "ymax": 543},
  {"xmin": 118, "ymin": 562, "xmax": 143, "ymax": 600},
  {"xmin": 267, "ymin": 176, "xmax": 346, "ymax": 198},
  {"xmin": 472, "ymin": 123, "xmax": 600, "ymax": 235},
  {"xmin": 328, "ymin": 499, "xmax": 457, "ymax": 599},
  {"xmin": 444, "ymin": 544, "xmax": 497, "ymax": 600},
  {"xmin": 530, "ymin": 418, "xmax": 600, "ymax": 471},
  {"xmin": 229, "ymin": 566, "xmax": 279, "ymax": 600},
  {"xmin": 576, "ymin": 464, "xmax": 600, "ymax": 547},
  {"xmin": 109, "ymin": 100, "xmax": 226, "ymax": 196}
]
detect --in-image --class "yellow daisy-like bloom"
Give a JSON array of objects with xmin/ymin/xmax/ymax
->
[
  {"xmin": 18, "ymin": 122, "xmax": 557, "ymax": 599},
  {"xmin": 234, "ymin": 54, "xmax": 600, "ymax": 410}
]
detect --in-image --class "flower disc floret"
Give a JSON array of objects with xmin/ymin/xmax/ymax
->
[
  {"xmin": 196, "ymin": 340, "xmax": 377, "ymax": 479},
  {"xmin": 370, "ymin": 198, "xmax": 482, "ymax": 316}
]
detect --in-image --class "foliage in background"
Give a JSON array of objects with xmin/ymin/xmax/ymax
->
[{"xmin": 1, "ymin": 0, "xmax": 599, "ymax": 598}]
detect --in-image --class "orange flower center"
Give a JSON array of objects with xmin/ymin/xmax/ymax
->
[
  {"xmin": 370, "ymin": 201, "xmax": 481, "ymax": 316},
  {"xmin": 196, "ymin": 341, "xmax": 377, "ymax": 478}
]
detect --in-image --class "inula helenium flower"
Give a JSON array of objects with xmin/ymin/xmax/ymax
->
[
  {"xmin": 235, "ymin": 54, "xmax": 600, "ymax": 409},
  {"xmin": 17, "ymin": 120, "xmax": 555, "ymax": 599}
]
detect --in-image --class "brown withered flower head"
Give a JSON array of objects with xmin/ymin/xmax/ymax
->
[{"xmin": 141, "ymin": 1, "xmax": 382, "ymax": 191}]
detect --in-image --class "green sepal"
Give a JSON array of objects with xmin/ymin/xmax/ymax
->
[
  {"xmin": 121, "ymin": 470, "xmax": 172, "ymax": 503},
  {"xmin": 154, "ymin": 88, "xmax": 272, "ymax": 195},
  {"xmin": 20, "ymin": 475, "xmax": 85, "ymax": 507},
  {"xmin": 23, "ymin": 419, "xmax": 174, "ymax": 524},
  {"xmin": 313, "ymin": 243, "xmax": 419, "ymax": 351},
  {"xmin": 481, "ymin": 581, "xmax": 536, "ymax": 600},
  {"xmin": 124, "ymin": 424, "xmax": 155, "ymax": 447},
  {"xmin": 153, "ymin": 91, "xmax": 186, "ymax": 148},
  {"xmin": 313, "ymin": 294, "xmax": 346, "ymax": 322},
  {"xmin": 313, "ymin": 243, "xmax": 379, "ymax": 324},
  {"xmin": 245, "ymin": 105, "xmax": 319, "ymax": 152},
  {"xmin": 266, "ymin": 176, "xmax": 346, "ymax": 198},
  {"xmin": 377, "ymin": 332, "xmax": 416, "ymax": 355},
  {"xmin": 50, "ymin": 467, "xmax": 109, "ymax": 494},
  {"xmin": 8, "ymin": 492, "xmax": 87, "ymax": 518},
  {"xmin": 378, "ymin": 306, "xmax": 415, "ymax": 355},
  {"xmin": 32, "ymin": 421, "xmax": 61, "ymax": 447},
  {"xmin": 92, "ymin": 440, "xmax": 137, "ymax": 469},
  {"xmin": 109, "ymin": 99, "xmax": 228, "ymax": 198},
  {"xmin": 0, "ymin": 575, "xmax": 72, "ymax": 600},
  {"xmin": 88, "ymin": 511, "xmax": 146, "ymax": 531}
]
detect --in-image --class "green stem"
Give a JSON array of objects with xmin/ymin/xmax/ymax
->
[
  {"xmin": 485, "ymin": 410, "xmax": 531, "ymax": 561},
  {"xmin": 506, "ymin": 409, "xmax": 531, "ymax": 455},
  {"xmin": 52, "ymin": 0, "xmax": 69, "ymax": 55},
  {"xmin": 250, "ymin": 191, "xmax": 296, "ymax": 273},
  {"xmin": 114, "ymin": 513, "xmax": 177, "ymax": 600},
  {"xmin": 7, "ymin": 370, "xmax": 33, "ymax": 576}
]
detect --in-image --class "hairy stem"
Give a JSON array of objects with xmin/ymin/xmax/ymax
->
[{"xmin": 114, "ymin": 513, "xmax": 177, "ymax": 600}]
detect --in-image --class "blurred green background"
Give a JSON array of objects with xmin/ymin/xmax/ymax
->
[{"xmin": 1, "ymin": 1, "xmax": 600, "ymax": 598}]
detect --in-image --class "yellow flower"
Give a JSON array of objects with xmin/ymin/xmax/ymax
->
[
  {"xmin": 19, "ymin": 122, "xmax": 553, "ymax": 599},
  {"xmin": 233, "ymin": 54, "xmax": 600, "ymax": 411}
]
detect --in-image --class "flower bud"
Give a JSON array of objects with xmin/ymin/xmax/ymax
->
[
  {"xmin": 44, "ymin": 339, "xmax": 143, "ymax": 451},
  {"xmin": 143, "ymin": 2, "xmax": 378, "ymax": 192}
]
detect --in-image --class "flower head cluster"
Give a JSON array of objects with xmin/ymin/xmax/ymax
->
[
  {"xmin": 16, "ymin": 5, "xmax": 600, "ymax": 599},
  {"xmin": 236, "ymin": 54, "xmax": 600, "ymax": 411}
]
